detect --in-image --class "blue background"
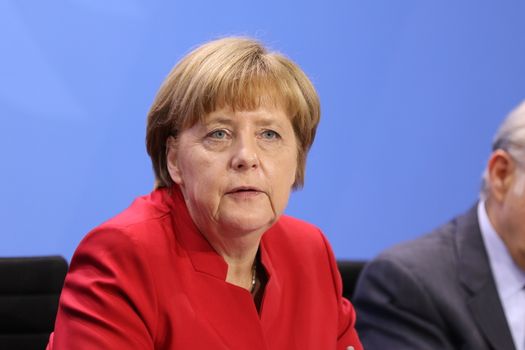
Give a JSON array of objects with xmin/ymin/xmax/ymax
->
[{"xmin": 2, "ymin": 0, "xmax": 525, "ymax": 261}]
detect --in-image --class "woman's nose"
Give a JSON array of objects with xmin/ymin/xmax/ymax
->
[{"xmin": 230, "ymin": 136, "xmax": 259, "ymax": 170}]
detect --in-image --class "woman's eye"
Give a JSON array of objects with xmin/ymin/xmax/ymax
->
[
  {"xmin": 208, "ymin": 130, "xmax": 228, "ymax": 139},
  {"xmin": 261, "ymin": 130, "xmax": 279, "ymax": 140}
]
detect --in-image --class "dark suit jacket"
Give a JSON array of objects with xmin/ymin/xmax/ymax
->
[{"xmin": 353, "ymin": 205, "xmax": 516, "ymax": 350}]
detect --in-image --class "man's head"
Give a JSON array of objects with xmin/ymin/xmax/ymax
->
[{"xmin": 483, "ymin": 100, "xmax": 525, "ymax": 270}]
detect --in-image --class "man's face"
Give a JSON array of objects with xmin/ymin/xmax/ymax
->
[{"xmin": 498, "ymin": 165, "xmax": 525, "ymax": 271}]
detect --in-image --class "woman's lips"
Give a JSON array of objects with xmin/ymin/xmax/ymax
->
[{"xmin": 226, "ymin": 187, "xmax": 263, "ymax": 199}]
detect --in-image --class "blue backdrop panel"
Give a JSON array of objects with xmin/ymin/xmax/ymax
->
[{"xmin": 1, "ymin": 0, "xmax": 525, "ymax": 260}]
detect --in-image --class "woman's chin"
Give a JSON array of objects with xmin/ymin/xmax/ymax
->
[{"xmin": 218, "ymin": 214, "xmax": 276, "ymax": 237}]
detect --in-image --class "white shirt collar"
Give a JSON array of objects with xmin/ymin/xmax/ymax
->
[
  {"xmin": 478, "ymin": 200, "xmax": 525, "ymax": 350},
  {"xmin": 478, "ymin": 200, "xmax": 525, "ymax": 298}
]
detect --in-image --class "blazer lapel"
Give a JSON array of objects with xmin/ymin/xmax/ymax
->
[
  {"xmin": 467, "ymin": 288, "xmax": 515, "ymax": 350},
  {"xmin": 456, "ymin": 205, "xmax": 516, "ymax": 350},
  {"xmin": 168, "ymin": 187, "xmax": 268, "ymax": 349}
]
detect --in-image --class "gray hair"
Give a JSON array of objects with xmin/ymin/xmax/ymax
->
[{"xmin": 480, "ymin": 100, "xmax": 525, "ymax": 199}]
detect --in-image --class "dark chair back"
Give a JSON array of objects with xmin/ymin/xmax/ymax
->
[
  {"xmin": 0, "ymin": 256, "xmax": 67, "ymax": 350},
  {"xmin": 337, "ymin": 260, "xmax": 367, "ymax": 301}
]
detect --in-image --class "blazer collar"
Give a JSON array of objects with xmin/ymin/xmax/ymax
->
[
  {"xmin": 162, "ymin": 187, "xmax": 282, "ymax": 316},
  {"xmin": 163, "ymin": 186, "xmax": 228, "ymax": 280},
  {"xmin": 456, "ymin": 204, "xmax": 516, "ymax": 350}
]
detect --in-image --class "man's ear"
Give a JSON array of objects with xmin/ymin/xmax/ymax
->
[
  {"xmin": 166, "ymin": 136, "xmax": 183, "ymax": 185},
  {"xmin": 487, "ymin": 149, "xmax": 516, "ymax": 202}
]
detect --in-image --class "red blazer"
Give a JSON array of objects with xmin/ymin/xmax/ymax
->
[{"xmin": 47, "ymin": 187, "xmax": 362, "ymax": 350}]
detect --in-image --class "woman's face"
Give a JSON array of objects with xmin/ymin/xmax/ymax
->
[{"xmin": 167, "ymin": 106, "xmax": 298, "ymax": 239}]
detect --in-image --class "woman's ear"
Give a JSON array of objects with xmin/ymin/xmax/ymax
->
[
  {"xmin": 166, "ymin": 136, "xmax": 183, "ymax": 185},
  {"xmin": 487, "ymin": 149, "xmax": 516, "ymax": 202}
]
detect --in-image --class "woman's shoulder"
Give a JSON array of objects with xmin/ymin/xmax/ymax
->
[
  {"xmin": 102, "ymin": 189, "xmax": 171, "ymax": 229},
  {"xmin": 76, "ymin": 189, "xmax": 175, "ymax": 256},
  {"xmin": 261, "ymin": 215, "xmax": 339, "ymax": 288},
  {"xmin": 264, "ymin": 215, "xmax": 329, "ymax": 254}
]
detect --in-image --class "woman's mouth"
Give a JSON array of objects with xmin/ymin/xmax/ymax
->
[{"xmin": 226, "ymin": 187, "xmax": 263, "ymax": 199}]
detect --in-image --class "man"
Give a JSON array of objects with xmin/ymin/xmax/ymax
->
[{"xmin": 353, "ymin": 100, "xmax": 525, "ymax": 350}]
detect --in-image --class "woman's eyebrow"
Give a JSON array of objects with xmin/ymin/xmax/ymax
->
[
  {"xmin": 203, "ymin": 116, "xmax": 234, "ymax": 127},
  {"xmin": 254, "ymin": 117, "xmax": 285, "ymax": 128}
]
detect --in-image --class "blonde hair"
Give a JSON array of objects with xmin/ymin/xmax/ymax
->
[{"xmin": 146, "ymin": 37, "xmax": 320, "ymax": 189}]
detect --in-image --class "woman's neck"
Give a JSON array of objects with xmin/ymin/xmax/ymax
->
[{"xmin": 205, "ymin": 231, "xmax": 261, "ymax": 291}]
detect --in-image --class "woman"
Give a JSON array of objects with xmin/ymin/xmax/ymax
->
[{"xmin": 47, "ymin": 37, "xmax": 362, "ymax": 350}]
